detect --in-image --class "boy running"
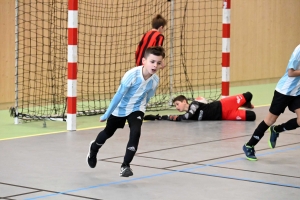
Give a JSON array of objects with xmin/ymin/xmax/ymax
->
[
  {"xmin": 87, "ymin": 46, "xmax": 165, "ymax": 177},
  {"xmin": 243, "ymin": 44, "xmax": 300, "ymax": 161}
]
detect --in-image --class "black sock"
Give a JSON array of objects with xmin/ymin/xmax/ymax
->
[
  {"xmin": 274, "ymin": 118, "xmax": 300, "ymax": 133},
  {"xmin": 245, "ymin": 110, "xmax": 256, "ymax": 121},
  {"xmin": 246, "ymin": 120, "xmax": 269, "ymax": 146},
  {"xmin": 121, "ymin": 162, "xmax": 130, "ymax": 167}
]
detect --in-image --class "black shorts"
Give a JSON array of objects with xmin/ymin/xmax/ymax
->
[
  {"xmin": 106, "ymin": 111, "xmax": 144, "ymax": 130},
  {"xmin": 269, "ymin": 90, "xmax": 300, "ymax": 115}
]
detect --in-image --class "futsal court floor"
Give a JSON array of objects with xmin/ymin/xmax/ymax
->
[{"xmin": 0, "ymin": 106, "xmax": 299, "ymax": 200}]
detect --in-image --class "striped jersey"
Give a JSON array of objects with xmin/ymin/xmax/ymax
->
[
  {"xmin": 100, "ymin": 66, "xmax": 159, "ymax": 120},
  {"xmin": 135, "ymin": 30, "xmax": 164, "ymax": 66},
  {"xmin": 276, "ymin": 44, "xmax": 300, "ymax": 96}
]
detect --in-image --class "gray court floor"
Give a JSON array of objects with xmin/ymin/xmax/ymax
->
[{"xmin": 0, "ymin": 106, "xmax": 299, "ymax": 200}]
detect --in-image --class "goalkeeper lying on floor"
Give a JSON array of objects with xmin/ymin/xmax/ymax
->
[{"xmin": 144, "ymin": 92, "xmax": 256, "ymax": 121}]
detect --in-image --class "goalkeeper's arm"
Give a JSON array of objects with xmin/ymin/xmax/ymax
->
[
  {"xmin": 143, "ymin": 114, "xmax": 161, "ymax": 121},
  {"xmin": 143, "ymin": 114, "xmax": 182, "ymax": 121},
  {"xmin": 155, "ymin": 102, "xmax": 200, "ymax": 122},
  {"xmin": 162, "ymin": 115, "xmax": 183, "ymax": 121}
]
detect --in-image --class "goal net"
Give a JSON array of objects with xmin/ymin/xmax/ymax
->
[{"xmin": 14, "ymin": 0, "xmax": 222, "ymax": 120}]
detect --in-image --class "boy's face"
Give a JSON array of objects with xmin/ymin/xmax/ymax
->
[
  {"xmin": 174, "ymin": 100, "xmax": 187, "ymax": 112},
  {"xmin": 142, "ymin": 54, "xmax": 163, "ymax": 75}
]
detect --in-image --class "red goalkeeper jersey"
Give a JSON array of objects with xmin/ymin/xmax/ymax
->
[{"xmin": 135, "ymin": 30, "xmax": 164, "ymax": 66}]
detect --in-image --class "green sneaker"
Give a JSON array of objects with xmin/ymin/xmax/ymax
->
[
  {"xmin": 268, "ymin": 126, "xmax": 279, "ymax": 149},
  {"xmin": 243, "ymin": 144, "xmax": 257, "ymax": 161}
]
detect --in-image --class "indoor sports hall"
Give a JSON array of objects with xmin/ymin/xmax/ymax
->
[{"xmin": 0, "ymin": 0, "xmax": 299, "ymax": 199}]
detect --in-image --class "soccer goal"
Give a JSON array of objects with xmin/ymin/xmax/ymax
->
[{"xmin": 13, "ymin": 0, "xmax": 230, "ymax": 130}]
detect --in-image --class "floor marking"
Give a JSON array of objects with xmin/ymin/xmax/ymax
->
[
  {"xmin": 183, "ymin": 171, "xmax": 300, "ymax": 189},
  {"xmin": 0, "ymin": 125, "xmax": 104, "ymax": 141},
  {"xmin": 0, "ymin": 131, "xmax": 66, "ymax": 141},
  {"xmin": 25, "ymin": 145, "xmax": 300, "ymax": 199}
]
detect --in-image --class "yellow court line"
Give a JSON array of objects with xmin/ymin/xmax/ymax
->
[
  {"xmin": 0, "ymin": 125, "xmax": 105, "ymax": 141},
  {"xmin": 255, "ymin": 104, "xmax": 270, "ymax": 108},
  {"xmin": 0, "ymin": 130, "xmax": 67, "ymax": 141},
  {"xmin": 0, "ymin": 104, "xmax": 271, "ymax": 141}
]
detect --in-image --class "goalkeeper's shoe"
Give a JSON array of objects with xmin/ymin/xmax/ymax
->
[
  {"xmin": 268, "ymin": 125, "xmax": 279, "ymax": 149},
  {"xmin": 243, "ymin": 144, "xmax": 257, "ymax": 161}
]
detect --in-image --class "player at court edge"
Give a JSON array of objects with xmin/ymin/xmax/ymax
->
[
  {"xmin": 87, "ymin": 46, "xmax": 165, "ymax": 177},
  {"xmin": 243, "ymin": 44, "xmax": 300, "ymax": 161}
]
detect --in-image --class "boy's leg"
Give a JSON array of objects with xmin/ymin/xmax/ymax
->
[
  {"xmin": 120, "ymin": 111, "xmax": 144, "ymax": 177},
  {"xmin": 243, "ymin": 91, "xmax": 286, "ymax": 160},
  {"xmin": 243, "ymin": 113, "xmax": 278, "ymax": 161},
  {"xmin": 245, "ymin": 110, "xmax": 256, "ymax": 121},
  {"xmin": 246, "ymin": 112, "xmax": 278, "ymax": 147},
  {"xmin": 220, "ymin": 93, "xmax": 253, "ymax": 121},
  {"xmin": 87, "ymin": 115, "xmax": 126, "ymax": 168},
  {"xmin": 273, "ymin": 118, "xmax": 300, "ymax": 133},
  {"xmin": 220, "ymin": 93, "xmax": 247, "ymax": 113},
  {"xmin": 221, "ymin": 109, "xmax": 255, "ymax": 121},
  {"xmin": 222, "ymin": 109, "xmax": 246, "ymax": 121},
  {"xmin": 269, "ymin": 98, "xmax": 300, "ymax": 148}
]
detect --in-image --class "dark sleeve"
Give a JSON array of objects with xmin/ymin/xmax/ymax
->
[
  {"xmin": 181, "ymin": 102, "xmax": 200, "ymax": 120},
  {"xmin": 135, "ymin": 33, "xmax": 147, "ymax": 65},
  {"xmin": 155, "ymin": 34, "xmax": 164, "ymax": 46},
  {"xmin": 168, "ymin": 102, "xmax": 200, "ymax": 121}
]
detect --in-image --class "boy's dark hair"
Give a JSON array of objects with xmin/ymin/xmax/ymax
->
[
  {"xmin": 144, "ymin": 46, "xmax": 165, "ymax": 59},
  {"xmin": 172, "ymin": 95, "xmax": 188, "ymax": 104},
  {"xmin": 152, "ymin": 14, "xmax": 167, "ymax": 29}
]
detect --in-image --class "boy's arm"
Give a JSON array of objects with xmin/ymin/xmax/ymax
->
[
  {"xmin": 100, "ymin": 83, "xmax": 130, "ymax": 121},
  {"xmin": 165, "ymin": 114, "xmax": 185, "ymax": 121},
  {"xmin": 288, "ymin": 68, "xmax": 300, "ymax": 77},
  {"xmin": 166, "ymin": 102, "xmax": 200, "ymax": 121},
  {"xmin": 146, "ymin": 87, "xmax": 157, "ymax": 104},
  {"xmin": 288, "ymin": 46, "xmax": 300, "ymax": 77},
  {"xmin": 155, "ymin": 34, "xmax": 164, "ymax": 46},
  {"xmin": 135, "ymin": 44, "xmax": 141, "ymax": 62}
]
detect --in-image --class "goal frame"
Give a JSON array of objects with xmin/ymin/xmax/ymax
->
[{"xmin": 13, "ymin": 0, "xmax": 231, "ymax": 130}]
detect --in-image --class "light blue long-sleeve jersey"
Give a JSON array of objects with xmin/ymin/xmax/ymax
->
[
  {"xmin": 100, "ymin": 66, "xmax": 159, "ymax": 121},
  {"xmin": 276, "ymin": 44, "xmax": 300, "ymax": 96}
]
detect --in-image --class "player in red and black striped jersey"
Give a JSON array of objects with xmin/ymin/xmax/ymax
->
[
  {"xmin": 135, "ymin": 14, "xmax": 167, "ymax": 67},
  {"xmin": 144, "ymin": 92, "xmax": 256, "ymax": 121}
]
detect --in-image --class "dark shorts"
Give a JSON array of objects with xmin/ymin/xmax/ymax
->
[
  {"xmin": 106, "ymin": 111, "xmax": 144, "ymax": 130},
  {"xmin": 269, "ymin": 90, "xmax": 300, "ymax": 116}
]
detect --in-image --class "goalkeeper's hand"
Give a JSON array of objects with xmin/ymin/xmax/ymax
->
[
  {"xmin": 144, "ymin": 114, "xmax": 162, "ymax": 121},
  {"xmin": 168, "ymin": 115, "xmax": 178, "ymax": 121},
  {"xmin": 144, "ymin": 114, "xmax": 179, "ymax": 121},
  {"xmin": 160, "ymin": 115, "xmax": 178, "ymax": 121}
]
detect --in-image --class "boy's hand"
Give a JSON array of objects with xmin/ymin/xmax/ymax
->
[
  {"xmin": 100, "ymin": 115, "xmax": 106, "ymax": 122},
  {"xmin": 168, "ymin": 115, "xmax": 178, "ymax": 121}
]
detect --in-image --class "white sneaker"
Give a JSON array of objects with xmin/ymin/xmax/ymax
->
[{"xmin": 119, "ymin": 166, "xmax": 133, "ymax": 177}]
